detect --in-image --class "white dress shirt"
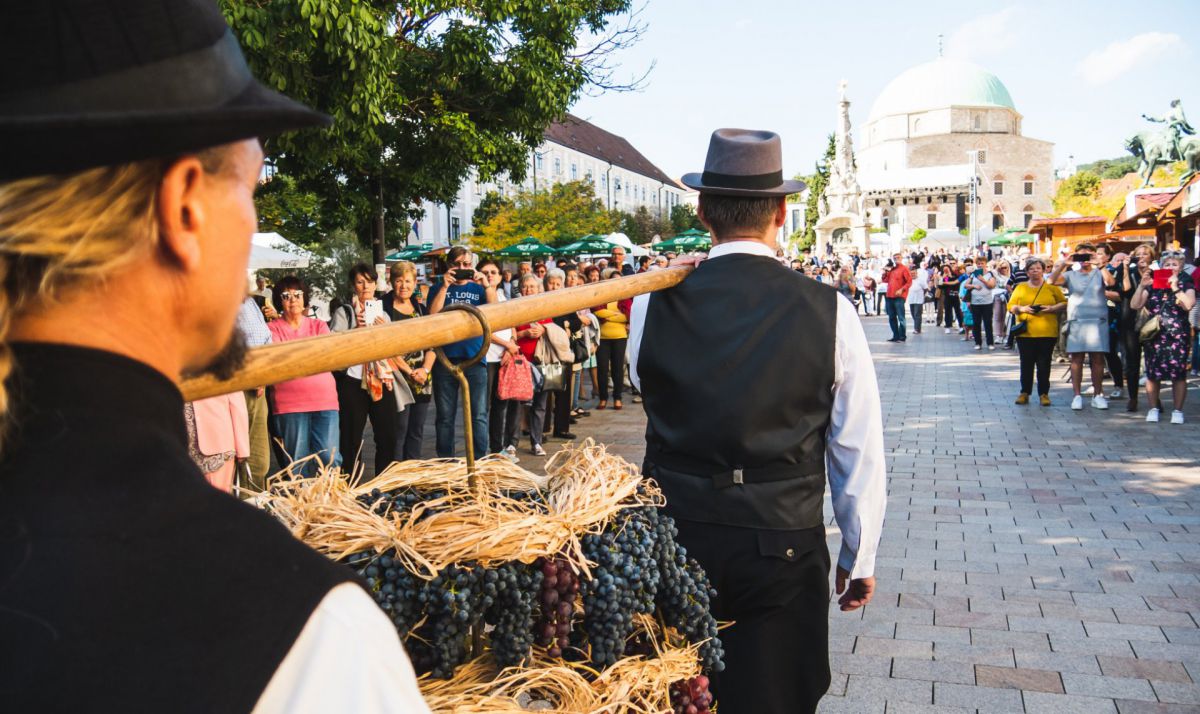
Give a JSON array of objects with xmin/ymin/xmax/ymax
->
[
  {"xmin": 252, "ymin": 582, "xmax": 432, "ymax": 714},
  {"xmin": 628, "ymin": 240, "xmax": 886, "ymax": 580}
]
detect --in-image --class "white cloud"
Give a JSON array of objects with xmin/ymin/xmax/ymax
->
[
  {"xmin": 944, "ymin": 8, "xmax": 1023, "ymax": 62},
  {"xmin": 1075, "ymin": 32, "xmax": 1183, "ymax": 85}
]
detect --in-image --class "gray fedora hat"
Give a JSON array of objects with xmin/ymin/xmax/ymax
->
[{"xmin": 681, "ymin": 128, "xmax": 806, "ymax": 197}]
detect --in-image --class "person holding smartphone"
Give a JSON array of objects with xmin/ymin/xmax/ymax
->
[
  {"xmin": 1118, "ymin": 243, "xmax": 1158, "ymax": 411},
  {"xmin": 1050, "ymin": 243, "xmax": 1116, "ymax": 410},
  {"xmin": 330, "ymin": 263, "xmax": 398, "ymax": 474},
  {"xmin": 964, "ymin": 261, "xmax": 998, "ymax": 350},
  {"xmin": 1007, "ymin": 259, "xmax": 1067, "ymax": 405},
  {"xmin": 429, "ymin": 246, "xmax": 497, "ymax": 458},
  {"xmin": 1129, "ymin": 251, "xmax": 1196, "ymax": 423}
]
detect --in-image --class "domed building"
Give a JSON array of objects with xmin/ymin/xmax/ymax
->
[{"xmin": 856, "ymin": 56, "xmax": 1054, "ymax": 245}]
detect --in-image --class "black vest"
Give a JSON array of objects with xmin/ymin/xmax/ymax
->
[
  {"xmin": 0, "ymin": 344, "xmax": 356, "ymax": 713},
  {"xmin": 639, "ymin": 253, "xmax": 837, "ymax": 530}
]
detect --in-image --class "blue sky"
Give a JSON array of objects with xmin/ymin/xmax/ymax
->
[{"xmin": 571, "ymin": 0, "xmax": 1200, "ymax": 180}]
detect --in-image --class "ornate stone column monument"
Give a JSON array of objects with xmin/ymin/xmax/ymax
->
[{"xmin": 816, "ymin": 80, "xmax": 871, "ymax": 256}]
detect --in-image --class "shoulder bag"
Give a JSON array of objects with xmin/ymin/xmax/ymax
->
[{"xmin": 1007, "ymin": 283, "xmax": 1045, "ymax": 343}]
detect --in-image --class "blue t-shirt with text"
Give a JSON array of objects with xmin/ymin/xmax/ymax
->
[{"xmin": 437, "ymin": 281, "xmax": 488, "ymax": 360}]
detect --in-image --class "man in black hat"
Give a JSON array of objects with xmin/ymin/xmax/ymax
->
[
  {"xmin": 0, "ymin": 2, "xmax": 429, "ymax": 711},
  {"xmin": 628, "ymin": 129, "xmax": 887, "ymax": 713}
]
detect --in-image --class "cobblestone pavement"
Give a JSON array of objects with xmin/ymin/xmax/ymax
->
[{"xmin": 368, "ymin": 311, "xmax": 1200, "ymax": 713}]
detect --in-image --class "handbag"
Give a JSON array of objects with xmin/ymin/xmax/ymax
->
[
  {"xmin": 1137, "ymin": 309, "xmax": 1161, "ymax": 344},
  {"xmin": 538, "ymin": 361, "xmax": 567, "ymax": 392},
  {"xmin": 1007, "ymin": 282, "xmax": 1045, "ymax": 344},
  {"xmin": 497, "ymin": 355, "xmax": 534, "ymax": 402}
]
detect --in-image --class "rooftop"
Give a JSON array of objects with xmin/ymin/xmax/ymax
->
[
  {"xmin": 543, "ymin": 114, "xmax": 683, "ymax": 189},
  {"xmin": 868, "ymin": 57, "xmax": 1016, "ymax": 123}
]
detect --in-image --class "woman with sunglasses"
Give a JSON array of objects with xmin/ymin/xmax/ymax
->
[{"xmin": 266, "ymin": 276, "xmax": 341, "ymax": 475}]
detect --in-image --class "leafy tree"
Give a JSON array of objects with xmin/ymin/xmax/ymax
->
[
  {"xmin": 222, "ymin": 0, "xmax": 647, "ymax": 263},
  {"xmin": 801, "ymin": 134, "xmax": 836, "ymax": 246},
  {"xmin": 621, "ymin": 205, "xmax": 672, "ymax": 244},
  {"xmin": 669, "ymin": 204, "xmax": 705, "ymax": 234},
  {"xmin": 254, "ymin": 173, "xmax": 325, "ymax": 248},
  {"xmin": 472, "ymin": 191, "xmax": 514, "ymax": 229},
  {"xmin": 469, "ymin": 180, "xmax": 617, "ymax": 252},
  {"xmin": 1077, "ymin": 156, "xmax": 1139, "ymax": 180}
]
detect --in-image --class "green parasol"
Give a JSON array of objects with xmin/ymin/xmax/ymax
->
[
  {"xmin": 556, "ymin": 235, "xmax": 615, "ymax": 255},
  {"xmin": 495, "ymin": 236, "xmax": 557, "ymax": 257},
  {"xmin": 385, "ymin": 242, "xmax": 434, "ymax": 261}
]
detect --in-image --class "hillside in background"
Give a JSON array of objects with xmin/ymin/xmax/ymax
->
[{"xmin": 1077, "ymin": 155, "xmax": 1139, "ymax": 179}]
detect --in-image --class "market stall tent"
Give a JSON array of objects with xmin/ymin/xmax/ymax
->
[{"xmin": 250, "ymin": 232, "xmax": 311, "ymax": 269}]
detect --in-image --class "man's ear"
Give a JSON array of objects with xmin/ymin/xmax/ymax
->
[
  {"xmin": 774, "ymin": 196, "xmax": 787, "ymax": 227},
  {"xmin": 157, "ymin": 157, "xmax": 208, "ymax": 272}
]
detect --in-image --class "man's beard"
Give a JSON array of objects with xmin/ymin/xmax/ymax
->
[{"xmin": 183, "ymin": 329, "xmax": 248, "ymax": 382}]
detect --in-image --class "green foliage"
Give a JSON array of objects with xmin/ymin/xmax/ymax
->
[
  {"xmin": 787, "ymin": 226, "xmax": 813, "ymax": 252},
  {"xmin": 1060, "ymin": 171, "xmax": 1102, "ymax": 199},
  {"xmin": 254, "ymin": 174, "xmax": 326, "ymax": 248},
  {"xmin": 802, "ymin": 134, "xmax": 836, "ymax": 246},
  {"xmin": 469, "ymin": 181, "xmax": 617, "ymax": 252},
  {"xmin": 1052, "ymin": 170, "xmax": 1122, "ymax": 217},
  {"xmin": 221, "ymin": 0, "xmax": 640, "ymax": 253},
  {"xmin": 909, "ymin": 227, "xmax": 927, "ymax": 243},
  {"xmin": 669, "ymin": 204, "xmax": 705, "ymax": 234},
  {"xmin": 1077, "ymin": 156, "xmax": 1139, "ymax": 180},
  {"xmin": 261, "ymin": 228, "xmax": 371, "ymax": 301},
  {"xmin": 473, "ymin": 191, "xmax": 514, "ymax": 229},
  {"xmin": 621, "ymin": 205, "xmax": 672, "ymax": 244}
]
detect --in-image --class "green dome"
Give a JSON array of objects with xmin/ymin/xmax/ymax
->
[{"xmin": 868, "ymin": 58, "xmax": 1015, "ymax": 122}]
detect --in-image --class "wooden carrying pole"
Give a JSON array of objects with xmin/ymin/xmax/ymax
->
[{"xmin": 181, "ymin": 266, "xmax": 693, "ymax": 401}]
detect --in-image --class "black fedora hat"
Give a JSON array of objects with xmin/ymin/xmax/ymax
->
[
  {"xmin": 0, "ymin": 0, "xmax": 330, "ymax": 181},
  {"xmin": 681, "ymin": 129, "xmax": 806, "ymax": 197}
]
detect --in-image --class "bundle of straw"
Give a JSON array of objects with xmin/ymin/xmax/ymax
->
[
  {"xmin": 417, "ymin": 617, "xmax": 701, "ymax": 714},
  {"xmin": 258, "ymin": 440, "xmax": 662, "ymax": 579}
]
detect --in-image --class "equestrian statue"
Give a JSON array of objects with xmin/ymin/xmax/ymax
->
[{"xmin": 1126, "ymin": 99, "xmax": 1199, "ymax": 187}]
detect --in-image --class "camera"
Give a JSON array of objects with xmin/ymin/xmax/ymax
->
[
  {"xmin": 453, "ymin": 268, "xmax": 475, "ymax": 281},
  {"xmin": 1030, "ymin": 305, "xmax": 1044, "ymax": 314}
]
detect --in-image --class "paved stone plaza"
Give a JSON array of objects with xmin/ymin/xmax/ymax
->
[
  {"xmin": 365, "ymin": 311, "xmax": 1200, "ymax": 712},
  {"xmin": 522, "ymin": 313, "xmax": 1200, "ymax": 713}
]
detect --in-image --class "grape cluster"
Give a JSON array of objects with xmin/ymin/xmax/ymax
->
[
  {"xmin": 358, "ymin": 486, "xmax": 446, "ymax": 520},
  {"xmin": 351, "ymin": 550, "xmax": 425, "ymax": 637},
  {"xmin": 670, "ymin": 675, "xmax": 713, "ymax": 714},
  {"xmin": 482, "ymin": 561, "xmax": 543, "ymax": 667},
  {"xmin": 656, "ymin": 545, "xmax": 725, "ymax": 673},
  {"xmin": 579, "ymin": 508, "xmax": 660, "ymax": 668},
  {"xmin": 533, "ymin": 556, "xmax": 579, "ymax": 658},
  {"xmin": 412, "ymin": 563, "xmax": 493, "ymax": 678}
]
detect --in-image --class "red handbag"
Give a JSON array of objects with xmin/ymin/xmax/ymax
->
[{"xmin": 497, "ymin": 355, "xmax": 534, "ymax": 402}]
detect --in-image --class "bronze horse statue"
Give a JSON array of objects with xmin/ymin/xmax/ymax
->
[{"xmin": 1125, "ymin": 130, "xmax": 1175, "ymax": 187}]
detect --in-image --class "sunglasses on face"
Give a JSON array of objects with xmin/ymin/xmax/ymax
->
[{"xmin": 280, "ymin": 290, "xmax": 304, "ymax": 300}]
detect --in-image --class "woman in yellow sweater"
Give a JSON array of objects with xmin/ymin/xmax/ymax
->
[
  {"xmin": 593, "ymin": 268, "xmax": 630, "ymax": 409},
  {"xmin": 1007, "ymin": 258, "xmax": 1068, "ymax": 405}
]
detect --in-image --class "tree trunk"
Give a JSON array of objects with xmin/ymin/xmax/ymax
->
[{"xmin": 372, "ymin": 176, "xmax": 385, "ymax": 266}]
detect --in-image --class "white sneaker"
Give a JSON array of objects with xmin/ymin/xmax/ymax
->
[
  {"xmin": 1071, "ymin": 395, "xmax": 1084, "ymax": 410},
  {"xmin": 532, "ymin": 444, "xmax": 547, "ymax": 456},
  {"xmin": 945, "ymin": 328, "xmax": 951, "ymax": 334},
  {"xmin": 1171, "ymin": 410, "xmax": 1185, "ymax": 425},
  {"xmin": 988, "ymin": 345, "xmax": 996, "ymax": 351},
  {"xmin": 1083, "ymin": 385, "xmax": 1095, "ymax": 396},
  {"xmin": 974, "ymin": 345, "xmax": 982, "ymax": 351},
  {"xmin": 504, "ymin": 444, "xmax": 517, "ymax": 457},
  {"xmin": 1146, "ymin": 408, "xmax": 1161, "ymax": 423},
  {"xmin": 1109, "ymin": 388, "xmax": 1123, "ymax": 399},
  {"xmin": 1092, "ymin": 395, "xmax": 1109, "ymax": 410}
]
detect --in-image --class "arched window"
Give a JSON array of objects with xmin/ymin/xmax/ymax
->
[
  {"xmin": 881, "ymin": 208, "xmax": 890, "ymax": 231},
  {"xmin": 992, "ymin": 173, "xmax": 1005, "ymax": 196},
  {"xmin": 992, "ymin": 205, "xmax": 1005, "ymax": 231},
  {"xmin": 1023, "ymin": 204, "xmax": 1035, "ymax": 228},
  {"xmin": 1022, "ymin": 175, "xmax": 1035, "ymax": 196}
]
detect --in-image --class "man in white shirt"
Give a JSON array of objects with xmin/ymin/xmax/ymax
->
[{"xmin": 628, "ymin": 129, "xmax": 886, "ymax": 714}]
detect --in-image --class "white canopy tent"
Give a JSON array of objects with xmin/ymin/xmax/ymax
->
[
  {"xmin": 605, "ymin": 232, "xmax": 650, "ymax": 257},
  {"xmin": 249, "ymin": 232, "xmax": 312, "ymax": 270}
]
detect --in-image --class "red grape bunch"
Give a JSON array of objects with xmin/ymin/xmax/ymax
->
[
  {"xmin": 670, "ymin": 675, "xmax": 713, "ymax": 714},
  {"xmin": 533, "ymin": 556, "xmax": 579, "ymax": 658}
]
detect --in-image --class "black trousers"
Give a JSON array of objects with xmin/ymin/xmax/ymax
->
[
  {"xmin": 335, "ymin": 372, "xmax": 397, "ymax": 474},
  {"xmin": 673, "ymin": 519, "xmax": 832, "ymax": 714},
  {"xmin": 595, "ymin": 338, "xmax": 626, "ymax": 401},
  {"xmin": 943, "ymin": 293, "xmax": 963, "ymax": 327},
  {"xmin": 1016, "ymin": 337, "xmax": 1056, "ymax": 396},
  {"xmin": 1122, "ymin": 315, "xmax": 1144, "ymax": 389},
  {"xmin": 549, "ymin": 370, "xmax": 574, "ymax": 435},
  {"xmin": 487, "ymin": 362, "xmax": 517, "ymax": 452},
  {"xmin": 1106, "ymin": 327, "xmax": 1125, "ymax": 389},
  {"xmin": 970, "ymin": 304, "xmax": 994, "ymax": 346}
]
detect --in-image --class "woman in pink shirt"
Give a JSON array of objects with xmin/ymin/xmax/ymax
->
[{"xmin": 267, "ymin": 276, "xmax": 341, "ymax": 476}]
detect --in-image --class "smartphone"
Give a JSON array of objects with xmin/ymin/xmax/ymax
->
[
  {"xmin": 362, "ymin": 298, "xmax": 384, "ymax": 324},
  {"xmin": 1152, "ymin": 269, "xmax": 1172, "ymax": 290},
  {"xmin": 1030, "ymin": 304, "xmax": 1044, "ymax": 313},
  {"xmin": 453, "ymin": 268, "xmax": 475, "ymax": 281}
]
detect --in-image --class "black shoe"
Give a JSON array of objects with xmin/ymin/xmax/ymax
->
[
  {"xmin": 886, "ymin": 338, "xmax": 899, "ymax": 342},
  {"xmin": 899, "ymin": 337, "xmax": 907, "ymax": 342},
  {"xmin": 553, "ymin": 432, "xmax": 578, "ymax": 440},
  {"xmin": 569, "ymin": 416, "xmax": 579, "ymax": 424}
]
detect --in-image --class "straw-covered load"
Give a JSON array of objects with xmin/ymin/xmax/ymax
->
[{"xmin": 254, "ymin": 440, "xmax": 723, "ymax": 713}]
